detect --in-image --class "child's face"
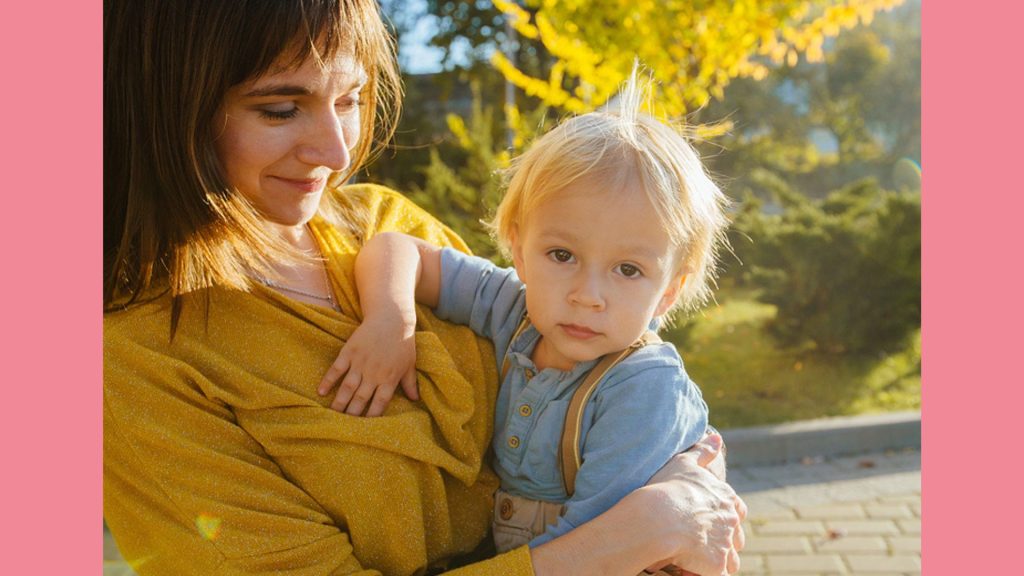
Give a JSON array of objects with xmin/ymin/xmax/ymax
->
[{"xmin": 511, "ymin": 182, "xmax": 685, "ymax": 371}]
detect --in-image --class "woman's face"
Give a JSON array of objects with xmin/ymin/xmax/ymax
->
[{"xmin": 214, "ymin": 51, "xmax": 367, "ymax": 228}]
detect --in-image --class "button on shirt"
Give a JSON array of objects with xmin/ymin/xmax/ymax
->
[{"xmin": 433, "ymin": 248, "xmax": 709, "ymax": 548}]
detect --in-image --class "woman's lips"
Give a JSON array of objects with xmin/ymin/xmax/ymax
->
[
  {"xmin": 560, "ymin": 324, "xmax": 600, "ymax": 339},
  {"xmin": 271, "ymin": 176, "xmax": 326, "ymax": 193}
]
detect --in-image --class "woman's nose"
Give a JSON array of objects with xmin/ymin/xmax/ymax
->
[{"xmin": 297, "ymin": 114, "xmax": 352, "ymax": 172}]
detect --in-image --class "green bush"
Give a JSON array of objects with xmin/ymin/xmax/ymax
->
[{"xmin": 733, "ymin": 178, "xmax": 920, "ymax": 355}]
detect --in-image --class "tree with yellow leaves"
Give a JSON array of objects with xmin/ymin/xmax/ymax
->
[{"xmin": 490, "ymin": 0, "xmax": 905, "ymax": 118}]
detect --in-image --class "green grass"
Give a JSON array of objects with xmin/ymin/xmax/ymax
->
[{"xmin": 662, "ymin": 292, "xmax": 921, "ymax": 429}]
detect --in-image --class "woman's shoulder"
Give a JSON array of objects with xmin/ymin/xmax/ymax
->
[
  {"xmin": 104, "ymin": 288, "xmax": 174, "ymax": 344},
  {"xmin": 328, "ymin": 183, "xmax": 470, "ymax": 250},
  {"xmin": 328, "ymin": 183, "xmax": 425, "ymax": 221},
  {"xmin": 104, "ymin": 286, "xmax": 227, "ymax": 350}
]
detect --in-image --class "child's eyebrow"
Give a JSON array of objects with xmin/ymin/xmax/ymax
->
[
  {"xmin": 537, "ymin": 230, "xmax": 580, "ymax": 244},
  {"xmin": 616, "ymin": 245, "xmax": 664, "ymax": 263}
]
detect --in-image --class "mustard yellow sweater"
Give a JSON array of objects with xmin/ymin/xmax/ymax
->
[{"xmin": 104, "ymin": 185, "xmax": 533, "ymax": 575}]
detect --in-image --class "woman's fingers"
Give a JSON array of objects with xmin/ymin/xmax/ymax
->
[
  {"xmin": 734, "ymin": 496, "xmax": 747, "ymax": 552},
  {"xmin": 726, "ymin": 547, "xmax": 740, "ymax": 574},
  {"xmin": 735, "ymin": 494, "xmax": 748, "ymax": 524}
]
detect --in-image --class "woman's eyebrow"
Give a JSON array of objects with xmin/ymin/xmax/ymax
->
[
  {"xmin": 242, "ymin": 85, "xmax": 312, "ymax": 98},
  {"xmin": 243, "ymin": 75, "xmax": 368, "ymax": 99}
]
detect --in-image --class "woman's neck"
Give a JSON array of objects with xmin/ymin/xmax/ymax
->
[
  {"xmin": 266, "ymin": 220, "xmax": 317, "ymax": 251},
  {"xmin": 254, "ymin": 220, "xmax": 339, "ymax": 310}
]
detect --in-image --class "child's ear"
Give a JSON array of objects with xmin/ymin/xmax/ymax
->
[
  {"xmin": 654, "ymin": 274, "xmax": 687, "ymax": 317},
  {"xmin": 510, "ymin": 226, "xmax": 528, "ymax": 284}
]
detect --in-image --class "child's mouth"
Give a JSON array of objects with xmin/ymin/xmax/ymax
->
[{"xmin": 560, "ymin": 324, "xmax": 600, "ymax": 339}]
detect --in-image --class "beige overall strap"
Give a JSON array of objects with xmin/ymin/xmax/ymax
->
[
  {"xmin": 559, "ymin": 331, "xmax": 662, "ymax": 497},
  {"xmin": 500, "ymin": 315, "xmax": 532, "ymax": 382}
]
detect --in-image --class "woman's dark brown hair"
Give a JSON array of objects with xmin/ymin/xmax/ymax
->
[{"xmin": 104, "ymin": 0, "xmax": 401, "ymax": 327}]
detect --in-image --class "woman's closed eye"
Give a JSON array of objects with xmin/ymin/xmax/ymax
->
[
  {"xmin": 258, "ymin": 105, "xmax": 299, "ymax": 120},
  {"xmin": 336, "ymin": 94, "xmax": 363, "ymax": 113},
  {"xmin": 547, "ymin": 249, "xmax": 575, "ymax": 264},
  {"xmin": 257, "ymin": 94, "xmax": 361, "ymax": 122}
]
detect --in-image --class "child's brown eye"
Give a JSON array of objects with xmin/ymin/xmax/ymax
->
[
  {"xmin": 549, "ymin": 249, "xmax": 574, "ymax": 263},
  {"xmin": 617, "ymin": 263, "xmax": 642, "ymax": 278}
]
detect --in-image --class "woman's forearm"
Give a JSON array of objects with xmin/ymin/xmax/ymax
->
[{"xmin": 530, "ymin": 489, "xmax": 673, "ymax": 576}]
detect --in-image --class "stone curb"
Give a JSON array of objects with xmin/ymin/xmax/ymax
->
[{"xmin": 721, "ymin": 411, "xmax": 921, "ymax": 466}]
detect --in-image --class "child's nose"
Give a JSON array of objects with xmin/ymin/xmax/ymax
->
[{"xmin": 569, "ymin": 272, "xmax": 605, "ymax": 310}]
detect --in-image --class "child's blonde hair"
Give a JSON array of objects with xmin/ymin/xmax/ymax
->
[{"xmin": 490, "ymin": 73, "xmax": 730, "ymax": 315}]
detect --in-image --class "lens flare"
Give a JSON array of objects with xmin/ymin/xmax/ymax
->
[
  {"xmin": 195, "ymin": 513, "xmax": 223, "ymax": 541},
  {"xmin": 893, "ymin": 157, "xmax": 922, "ymax": 190}
]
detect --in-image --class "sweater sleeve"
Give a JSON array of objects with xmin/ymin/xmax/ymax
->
[
  {"xmin": 105, "ymin": 328, "xmax": 536, "ymax": 576},
  {"xmin": 104, "ymin": 330, "xmax": 379, "ymax": 576}
]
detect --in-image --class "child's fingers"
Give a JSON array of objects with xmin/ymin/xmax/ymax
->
[
  {"xmin": 330, "ymin": 370, "xmax": 362, "ymax": 412},
  {"xmin": 343, "ymin": 377, "xmax": 379, "ymax": 416},
  {"xmin": 364, "ymin": 385, "xmax": 396, "ymax": 417},
  {"xmin": 400, "ymin": 369, "xmax": 419, "ymax": 401},
  {"xmin": 318, "ymin": 354, "xmax": 352, "ymax": 396}
]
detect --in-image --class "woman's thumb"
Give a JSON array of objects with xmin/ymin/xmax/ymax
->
[{"xmin": 693, "ymin": 432, "xmax": 723, "ymax": 467}]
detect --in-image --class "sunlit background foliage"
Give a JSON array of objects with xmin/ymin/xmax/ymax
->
[{"xmin": 367, "ymin": 0, "xmax": 920, "ymax": 427}]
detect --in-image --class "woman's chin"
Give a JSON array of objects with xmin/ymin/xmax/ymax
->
[{"xmin": 263, "ymin": 198, "xmax": 324, "ymax": 228}]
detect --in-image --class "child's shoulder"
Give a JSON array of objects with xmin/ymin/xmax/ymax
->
[
  {"xmin": 597, "ymin": 341, "xmax": 693, "ymax": 393},
  {"xmin": 588, "ymin": 341, "xmax": 707, "ymax": 425},
  {"xmin": 620, "ymin": 340, "xmax": 686, "ymax": 371}
]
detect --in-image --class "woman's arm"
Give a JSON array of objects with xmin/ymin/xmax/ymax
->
[{"xmin": 529, "ymin": 433, "xmax": 745, "ymax": 576}]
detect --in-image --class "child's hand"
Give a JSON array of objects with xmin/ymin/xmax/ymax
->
[{"xmin": 318, "ymin": 317, "xmax": 419, "ymax": 417}]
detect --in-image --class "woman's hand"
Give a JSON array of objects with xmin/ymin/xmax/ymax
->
[
  {"xmin": 642, "ymin": 433, "xmax": 747, "ymax": 576},
  {"xmin": 317, "ymin": 315, "xmax": 418, "ymax": 416}
]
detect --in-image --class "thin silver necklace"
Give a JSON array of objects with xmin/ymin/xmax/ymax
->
[
  {"xmin": 254, "ymin": 271, "xmax": 337, "ymax": 308},
  {"xmin": 252, "ymin": 240, "xmax": 339, "ymax": 310}
]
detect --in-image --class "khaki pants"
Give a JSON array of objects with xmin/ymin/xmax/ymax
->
[
  {"xmin": 491, "ymin": 489, "xmax": 680, "ymax": 575},
  {"xmin": 492, "ymin": 489, "xmax": 565, "ymax": 552}
]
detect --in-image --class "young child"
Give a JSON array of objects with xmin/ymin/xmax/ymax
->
[{"xmin": 319, "ymin": 76, "xmax": 730, "ymax": 554}]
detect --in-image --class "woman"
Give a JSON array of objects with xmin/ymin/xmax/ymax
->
[{"xmin": 103, "ymin": 1, "xmax": 746, "ymax": 575}]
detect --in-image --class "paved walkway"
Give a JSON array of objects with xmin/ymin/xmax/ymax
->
[
  {"xmin": 732, "ymin": 448, "xmax": 921, "ymax": 575},
  {"xmin": 104, "ymin": 448, "xmax": 921, "ymax": 575}
]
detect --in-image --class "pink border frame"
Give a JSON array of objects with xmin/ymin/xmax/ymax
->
[
  {"xmin": 6, "ymin": 0, "xmax": 1015, "ymax": 571},
  {"xmin": 2, "ymin": 2, "xmax": 103, "ymax": 573}
]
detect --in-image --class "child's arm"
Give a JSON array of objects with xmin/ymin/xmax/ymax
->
[{"xmin": 317, "ymin": 232, "xmax": 442, "ymax": 416}]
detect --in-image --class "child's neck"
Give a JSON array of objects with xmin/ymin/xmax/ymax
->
[{"xmin": 530, "ymin": 336, "xmax": 577, "ymax": 372}]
